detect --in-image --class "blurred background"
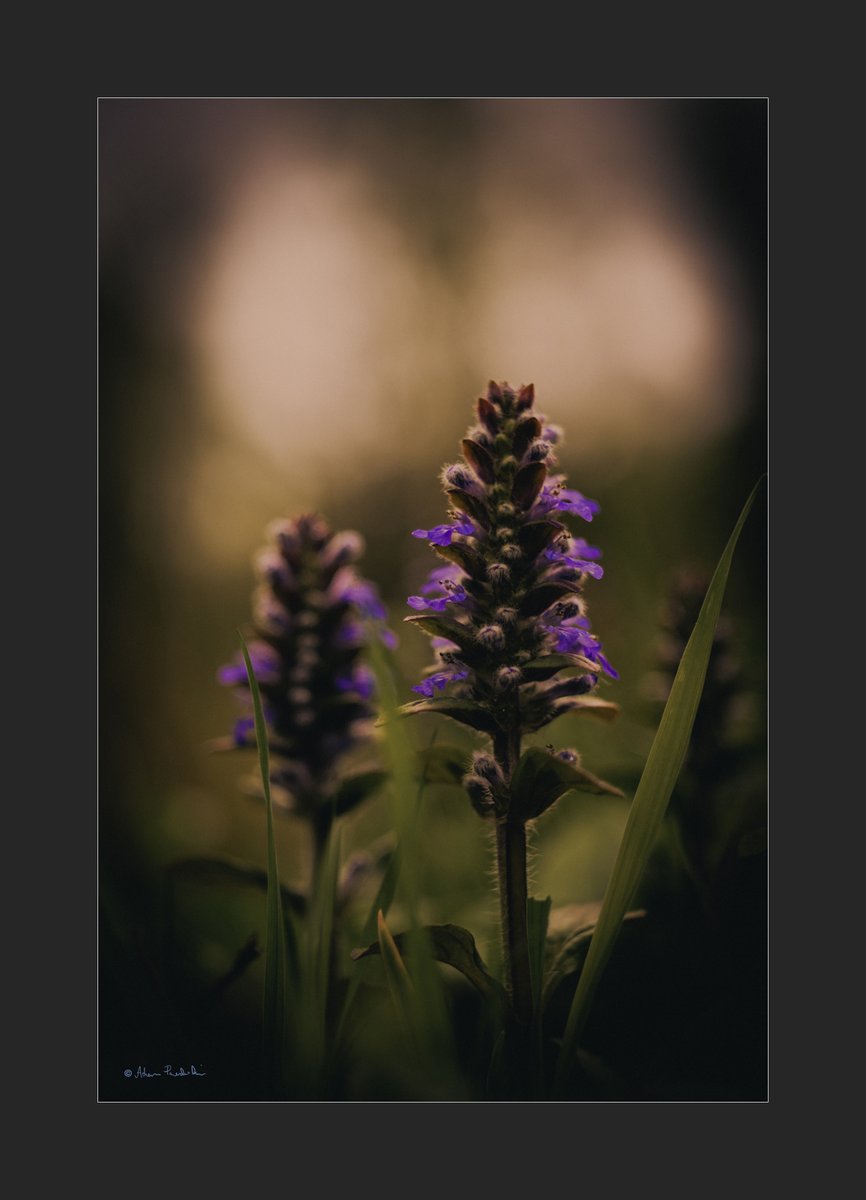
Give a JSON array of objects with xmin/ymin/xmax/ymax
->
[{"xmin": 99, "ymin": 98, "xmax": 767, "ymax": 1099}]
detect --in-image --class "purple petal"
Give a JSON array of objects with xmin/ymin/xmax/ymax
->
[
  {"xmin": 572, "ymin": 537, "xmax": 603, "ymax": 560},
  {"xmin": 596, "ymin": 652, "xmax": 620, "ymax": 680}
]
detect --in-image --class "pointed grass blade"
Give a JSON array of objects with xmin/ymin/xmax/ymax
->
[
  {"xmin": 239, "ymin": 632, "xmax": 292, "ymax": 1094},
  {"xmin": 363, "ymin": 631, "xmax": 453, "ymax": 1058},
  {"xmin": 376, "ymin": 908, "xmax": 416, "ymax": 1049},
  {"xmin": 555, "ymin": 478, "xmax": 764, "ymax": 1088},
  {"xmin": 310, "ymin": 824, "xmax": 341, "ymax": 1045}
]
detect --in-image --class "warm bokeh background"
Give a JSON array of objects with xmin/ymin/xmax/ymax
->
[{"xmin": 99, "ymin": 98, "xmax": 766, "ymax": 1098}]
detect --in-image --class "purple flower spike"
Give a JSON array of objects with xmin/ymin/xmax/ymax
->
[{"xmin": 403, "ymin": 381, "xmax": 618, "ymax": 805}]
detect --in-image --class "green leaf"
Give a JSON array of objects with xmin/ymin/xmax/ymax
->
[
  {"xmin": 415, "ymin": 743, "xmax": 472, "ymax": 785},
  {"xmin": 167, "ymin": 854, "xmax": 307, "ymax": 914},
  {"xmin": 554, "ymin": 477, "xmax": 764, "ymax": 1089},
  {"xmin": 239, "ymin": 632, "xmax": 292, "ymax": 1094},
  {"xmin": 510, "ymin": 746, "xmax": 624, "ymax": 821},
  {"xmin": 399, "ymin": 697, "xmax": 503, "ymax": 735},
  {"xmin": 332, "ymin": 770, "xmax": 388, "ymax": 816},
  {"xmin": 306, "ymin": 824, "xmax": 341, "ymax": 1069},
  {"xmin": 353, "ymin": 922, "xmax": 507, "ymax": 1019},
  {"xmin": 542, "ymin": 908, "xmax": 645, "ymax": 1009},
  {"xmin": 376, "ymin": 909, "xmax": 416, "ymax": 1043},
  {"xmin": 360, "ymin": 630, "xmax": 455, "ymax": 1064}
]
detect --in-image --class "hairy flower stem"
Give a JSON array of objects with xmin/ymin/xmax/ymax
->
[
  {"xmin": 496, "ymin": 815, "xmax": 532, "ymax": 1027},
  {"xmin": 493, "ymin": 726, "xmax": 533, "ymax": 1027}
]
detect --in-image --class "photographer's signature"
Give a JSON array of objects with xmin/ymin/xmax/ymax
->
[{"xmin": 124, "ymin": 1064, "xmax": 206, "ymax": 1079}]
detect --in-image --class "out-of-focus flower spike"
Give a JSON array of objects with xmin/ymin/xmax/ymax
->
[{"xmin": 216, "ymin": 513, "xmax": 395, "ymax": 822}]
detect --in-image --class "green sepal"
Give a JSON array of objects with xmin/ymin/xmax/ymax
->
[
  {"xmin": 399, "ymin": 697, "xmax": 503, "ymax": 735},
  {"xmin": 415, "ymin": 743, "xmax": 473, "ymax": 785},
  {"xmin": 510, "ymin": 746, "xmax": 624, "ymax": 820},
  {"xmin": 332, "ymin": 769, "xmax": 388, "ymax": 816},
  {"xmin": 352, "ymin": 922, "xmax": 508, "ymax": 1018}
]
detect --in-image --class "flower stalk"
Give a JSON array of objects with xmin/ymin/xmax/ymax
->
[
  {"xmin": 216, "ymin": 512, "xmax": 394, "ymax": 885},
  {"xmin": 404, "ymin": 381, "xmax": 620, "ymax": 1035}
]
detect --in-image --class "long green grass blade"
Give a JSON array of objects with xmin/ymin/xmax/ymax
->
[
  {"xmin": 239, "ymin": 632, "xmax": 291, "ymax": 1094},
  {"xmin": 555, "ymin": 478, "xmax": 763, "ymax": 1088},
  {"xmin": 363, "ymin": 630, "xmax": 453, "ymax": 1060},
  {"xmin": 307, "ymin": 822, "xmax": 341, "ymax": 1083},
  {"xmin": 376, "ymin": 909, "xmax": 417, "ymax": 1053}
]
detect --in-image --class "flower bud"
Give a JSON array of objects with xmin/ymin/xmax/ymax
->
[
  {"xmin": 463, "ymin": 773, "xmax": 495, "ymax": 817},
  {"xmin": 528, "ymin": 440, "xmax": 552, "ymax": 462},
  {"xmin": 477, "ymin": 624, "xmax": 506, "ymax": 650},
  {"xmin": 496, "ymin": 665, "xmax": 523, "ymax": 691},
  {"xmin": 441, "ymin": 462, "xmax": 479, "ymax": 493},
  {"xmin": 471, "ymin": 752, "xmax": 504, "ymax": 786}
]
